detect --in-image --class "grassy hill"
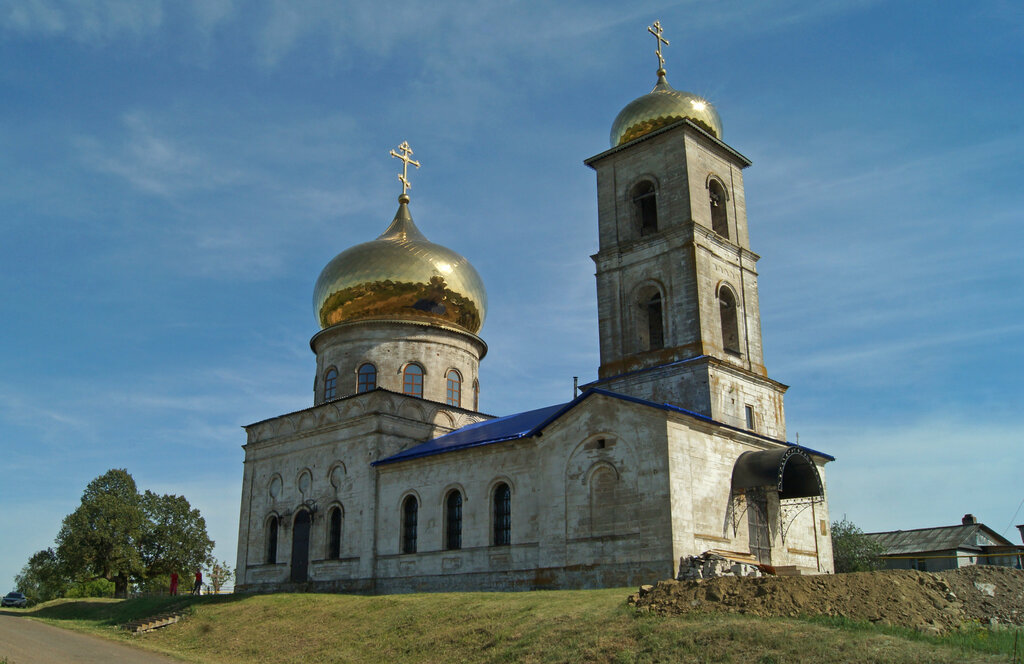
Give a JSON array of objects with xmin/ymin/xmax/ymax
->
[{"xmin": 5, "ymin": 588, "xmax": 1019, "ymax": 663}]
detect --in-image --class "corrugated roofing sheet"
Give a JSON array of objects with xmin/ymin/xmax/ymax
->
[
  {"xmin": 863, "ymin": 525, "xmax": 1002, "ymax": 555},
  {"xmin": 372, "ymin": 401, "xmax": 569, "ymax": 465},
  {"xmin": 374, "ymin": 388, "xmax": 835, "ymax": 466}
]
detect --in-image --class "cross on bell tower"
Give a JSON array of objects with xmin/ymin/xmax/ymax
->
[
  {"xmin": 647, "ymin": 20, "xmax": 669, "ymax": 73},
  {"xmin": 390, "ymin": 141, "xmax": 420, "ymax": 199}
]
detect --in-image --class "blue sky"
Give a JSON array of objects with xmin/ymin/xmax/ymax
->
[{"xmin": 2, "ymin": 1, "xmax": 1022, "ymax": 589}]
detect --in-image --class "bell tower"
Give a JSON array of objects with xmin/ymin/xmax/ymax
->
[{"xmin": 582, "ymin": 23, "xmax": 788, "ymax": 440}]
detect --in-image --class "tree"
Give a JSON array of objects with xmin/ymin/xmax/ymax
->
[
  {"xmin": 206, "ymin": 558, "xmax": 234, "ymax": 594},
  {"xmin": 139, "ymin": 490, "xmax": 214, "ymax": 579},
  {"xmin": 54, "ymin": 469, "xmax": 215, "ymax": 598},
  {"xmin": 56, "ymin": 469, "xmax": 146, "ymax": 598},
  {"xmin": 831, "ymin": 517, "xmax": 885, "ymax": 573},
  {"xmin": 14, "ymin": 548, "xmax": 68, "ymax": 602}
]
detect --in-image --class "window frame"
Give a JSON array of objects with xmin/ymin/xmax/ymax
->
[
  {"xmin": 492, "ymin": 483, "xmax": 511, "ymax": 546},
  {"xmin": 327, "ymin": 505, "xmax": 342, "ymax": 559},
  {"xmin": 403, "ymin": 363, "xmax": 425, "ymax": 398},
  {"xmin": 324, "ymin": 367, "xmax": 338, "ymax": 400},
  {"xmin": 266, "ymin": 515, "xmax": 279, "ymax": 564},
  {"xmin": 445, "ymin": 490, "xmax": 463, "ymax": 550},
  {"xmin": 401, "ymin": 495, "xmax": 418, "ymax": 554},
  {"xmin": 445, "ymin": 369, "xmax": 462, "ymax": 407},
  {"xmin": 357, "ymin": 363, "xmax": 377, "ymax": 393}
]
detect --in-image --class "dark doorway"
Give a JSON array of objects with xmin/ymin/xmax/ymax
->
[
  {"xmin": 747, "ymin": 489, "xmax": 772, "ymax": 565},
  {"xmin": 290, "ymin": 510, "xmax": 311, "ymax": 583}
]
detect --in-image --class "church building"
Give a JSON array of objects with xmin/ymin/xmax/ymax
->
[{"xmin": 234, "ymin": 23, "xmax": 835, "ymax": 594}]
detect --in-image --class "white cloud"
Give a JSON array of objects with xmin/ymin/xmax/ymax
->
[
  {"xmin": 2, "ymin": 0, "xmax": 163, "ymax": 42},
  {"xmin": 814, "ymin": 415, "xmax": 1024, "ymax": 542}
]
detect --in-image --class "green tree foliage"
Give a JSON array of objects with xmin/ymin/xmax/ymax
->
[
  {"xmin": 831, "ymin": 517, "xmax": 885, "ymax": 573},
  {"xmin": 53, "ymin": 469, "xmax": 214, "ymax": 598},
  {"xmin": 56, "ymin": 469, "xmax": 145, "ymax": 598},
  {"xmin": 140, "ymin": 490, "xmax": 214, "ymax": 577},
  {"xmin": 14, "ymin": 548, "xmax": 68, "ymax": 602}
]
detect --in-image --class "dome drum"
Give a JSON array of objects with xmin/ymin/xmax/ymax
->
[{"xmin": 311, "ymin": 319, "xmax": 485, "ymax": 406}]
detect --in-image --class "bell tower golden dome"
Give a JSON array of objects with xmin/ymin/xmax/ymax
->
[{"xmin": 609, "ymin": 20, "xmax": 722, "ymax": 146}]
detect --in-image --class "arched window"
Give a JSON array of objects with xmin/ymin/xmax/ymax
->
[
  {"xmin": 357, "ymin": 363, "xmax": 376, "ymax": 393},
  {"xmin": 328, "ymin": 506, "xmax": 342, "ymax": 559},
  {"xmin": 493, "ymin": 483, "xmax": 511, "ymax": 546},
  {"xmin": 445, "ymin": 490, "xmax": 462, "ymax": 550},
  {"xmin": 266, "ymin": 516, "xmax": 278, "ymax": 564},
  {"xmin": 589, "ymin": 466, "xmax": 619, "ymax": 536},
  {"xmin": 719, "ymin": 286, "xmax": 741, "ymax": 354},
  {"xmin": 636, "ymin": 286, "xmax": 665, "ymax": 352},
  {"xmin": 646, "ymin": 292, "xmax": 664, "ymax": 350},
  {"xmin": 445, "ymin": 370, "xmax": 461, "ymax": 407},
  {"xmin": 632, "ymin": 181, "xmax": 658, "ymax": 236},
  {"xmin": 324, "ymin": 368, "xmax": 338, "ymax": 400},
  {"xmin": 709, "ymin": 179, "xmax": 729, "ymax": 239},
  {"xmin": 403, "ymin": 364, "xmax": 424, "ymax": 398},
  {"xmin": 401, "ymin": 495, "xmax": 418, "ymax": 554}
]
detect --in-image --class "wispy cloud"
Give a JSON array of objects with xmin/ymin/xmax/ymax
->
[
  {"xmin": 811, "ymin": 415, "xmax": 1024, "ymax": 540},
  {"xmin": 2, "ymin": 0, "xmax": 163, "ymax": 42}
]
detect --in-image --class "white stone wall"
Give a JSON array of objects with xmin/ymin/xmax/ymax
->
[
  {"xmin": 664, "ymin": 417, "xmax": 830, "ymax": 574},
  {"xmin": 235, "ymin": 389, "xmax": 489, "ymax": 590},
  {"xmin": 236, "ymin": 391, "xmax": 832, "ymax": 593}
]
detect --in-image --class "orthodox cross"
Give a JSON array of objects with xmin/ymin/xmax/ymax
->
[
  {"xmin": 390, "ymin": 141, "xmax": 420, "ymax": 195},
  {"xmin": 648, "ymin": 20, "xmax": 669, "ymax": 71}
]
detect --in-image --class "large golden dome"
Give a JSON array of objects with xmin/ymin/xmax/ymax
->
[
  {"xmin": 313, "ymin": 195, "xmax": 487, "ymax": 334},
  {"xmin": 610, "ymin": 70, "xmax": 722, "ymax": 147}
]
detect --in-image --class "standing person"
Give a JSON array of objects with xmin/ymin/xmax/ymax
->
[
  {"xmin": 169, "ymin": 572, "xmax": 179, "ymax": 596},
  {"xmin": 192, "ymin": 570, "xmax": 202, "ymax": 596}
]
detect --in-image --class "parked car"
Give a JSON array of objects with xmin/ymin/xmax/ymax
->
[{"xmin": 2, "ymin": 592, "xmax": 28, "ymax": 608}]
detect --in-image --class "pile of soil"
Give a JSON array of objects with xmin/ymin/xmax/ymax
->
[{"xmin": 628, "ymin": 566, "xmax": 1024, "ymax": 633}]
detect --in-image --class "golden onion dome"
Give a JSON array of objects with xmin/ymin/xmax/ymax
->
[
  {"xmin": 610, "ymin": 69, "xmax": 722, "ymax": 147},
  {"xmin": 313, "ymin": 195, "xmax": 487, "ymax": 334}
]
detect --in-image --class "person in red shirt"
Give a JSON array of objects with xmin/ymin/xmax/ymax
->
[
  {"xmin": 191, "ymin": 570, "xmax": 202, "ymax": 596},
  {"xmin": 169, "ymin": 572, "xmax": 179, "ymax": 596}
]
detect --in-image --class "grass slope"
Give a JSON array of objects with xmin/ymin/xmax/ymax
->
[{"xmin": 5, "ymin": 590, "xmax": 1019, "ymax": 664}]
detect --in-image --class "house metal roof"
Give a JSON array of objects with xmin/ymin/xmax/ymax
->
[
  {"xmin": 863, "ymin": 523, "xmax": 1014, "ymax": 556},
  {"xmin": 373, "ymin": 388, "xmax": 834, "ymax": 466}
]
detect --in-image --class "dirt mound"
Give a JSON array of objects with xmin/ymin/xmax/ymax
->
[{"xmin": 629, "ymin": 566, "xmax": 1024, "ymax": 633}]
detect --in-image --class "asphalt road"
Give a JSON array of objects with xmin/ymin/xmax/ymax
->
[{"xmin": 0, "ymin": 612, "xmax": 182, "ymax": 663}]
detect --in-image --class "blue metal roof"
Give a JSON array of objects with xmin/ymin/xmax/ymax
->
[
  {"xmin": 372, "ymin": 401, "xmax": 569, "ymax": 465},
  {"xmin": 373, "ymin": 388, "xmax": 835, "ymax": 465}
]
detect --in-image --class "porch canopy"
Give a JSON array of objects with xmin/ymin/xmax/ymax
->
[{"xmin": 731, "ymin": 447, "xmax": 823, "ymax": 499}]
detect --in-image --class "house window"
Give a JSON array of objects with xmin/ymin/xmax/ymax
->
[
  {"xmin": 719, "ymin": 286, "xmax": 741, "ymax": 355},
  {"xmin": 632, "ymin": 181, "xmax": 658, "ymax": 236},
  {"xmin": 357, "ymin": 363, "xmax": 376, "ymax": 393},
  {"xmin": 266, "ymin": 516, "xmax": 278, "ymax": 564},
  {"xmin": 324, "ymin": 368, "xmax": 338, "ymax": 400},
  {"xmin": 445, "ymin": 490, "xmax": 463, "ymax": 550},
  {"xmin": 328, "ymin": 506, "xmax": 342, "ymax": 559},
  {"xmin": 403, "ymin": 364, "xmax": 424, "ymax": 398},
  {"xmin": 493, "ymin": 483, "xmax": 511, "ymax": 546},
  {"xmin": 446, "ymin": 370, "xmax": 462, "ymax": 407},
  {"xmin": 744, "ymin": 405, "xmax": 755, "ymax": 431},
  {"xmin": 709, "ymin": 179, "xmax": 730, "ymax": 239}
]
